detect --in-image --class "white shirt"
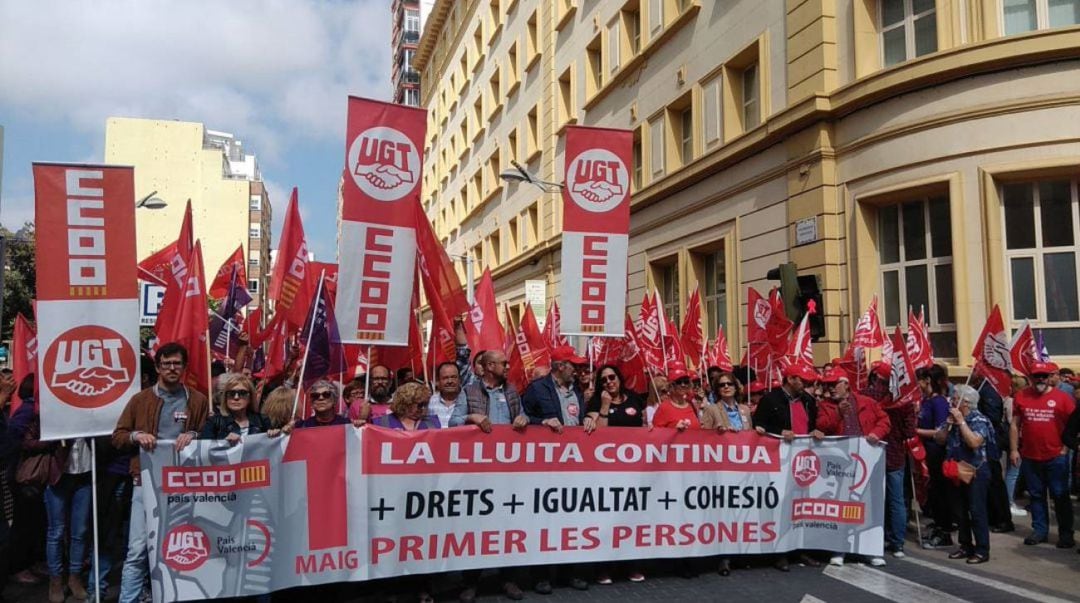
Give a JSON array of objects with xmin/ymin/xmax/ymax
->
[{"xmin": 429, "ymin": 391, "xmax": 463, "ymax": 429}]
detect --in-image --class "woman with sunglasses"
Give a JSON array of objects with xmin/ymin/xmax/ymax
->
[
  {"xmin": 200, "ymin": 374, "xmax": 281, "ymax": 443},
  {"xmin": 373, "ymin": 382, "xmax": 441, "ymax": 431},
  {"xmin": 583, "ymin": 365, "xmax": 646, "ymax": 585},
  {"xmin": 652, "ymin": 364, "xmax": 701, "ymax": 431},
  {"xmin": 294, "ymin": 380, "xmax": 351, "ymax": 429}
]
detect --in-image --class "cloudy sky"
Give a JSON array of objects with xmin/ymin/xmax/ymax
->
[{"xmin": 0, "ymin": 0, "xmax": 393, "ymax": 260}]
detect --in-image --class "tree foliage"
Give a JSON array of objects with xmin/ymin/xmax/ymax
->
[{"xmin": 1, "ymin": 222, "xmax": 36, "ymax": 340}]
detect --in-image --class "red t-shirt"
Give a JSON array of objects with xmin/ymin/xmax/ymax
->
[
  {"xmin": 653, "ymin": 400, "xmax": 701, "ymax": 429},
  {"xmin": 1014, "ymin": 387, "xmax": 1075, "ymax": 461}
]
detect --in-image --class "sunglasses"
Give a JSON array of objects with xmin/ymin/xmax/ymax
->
[
  {"xmin": 674, "ymin": 379, "xmax": 692, "ymax": 387},
  {"xmin": 310, "ymin": 391, "xmax": 333, "ymax": 401},
  {"xmin": 1031, "ymin": 373, "xmax": 1050, "ymax": 379},
  {"xmin": 601, "ymin": 374, "xmax": 619, "ymax": 383},
  {"xmin": 717, "ymin": 382, "xmax": 735, "ymax": 387},
  {"xmin": 225, "ymin": 390, "xmax": 250, "ymax": 399}
]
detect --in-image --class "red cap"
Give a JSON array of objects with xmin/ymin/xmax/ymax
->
[
  {"xmin": 550, "ymin": 345, "xmax": 587, "ymax": 365},
  {"xmin": 871, "ymin": 361, "xmax": 891, "ymax": 379},
  {"xmin": 667, "ymin": 362, "xmax": 690, "ymax": 382},
  {"xmin": 783, "ymin": 363, "xmax": 818, "ymax": 382},
  {"xmin": 1029, "ymin": 361, "xmax": 1059, "ymax": 376},
  {"xmin": 748, "ymin": 381, "xmax": 767, "ymax": 394},
  {"xmin": 820, "ymin": 368, "xmax": 850, "ymax": 384}
]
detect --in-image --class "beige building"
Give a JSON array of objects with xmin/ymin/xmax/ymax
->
[
  {"xmin": 104, "ymin": 118, "xmax": 273, "ymax": 310},
  {"xmin": 416, "ymin": 0, "xmax": 1080, "ymax": 370}
]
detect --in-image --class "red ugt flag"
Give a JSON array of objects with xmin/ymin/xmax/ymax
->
[
  {"xmin": 680, "ymin": 286, "xmax": 704, "ymax": 371},
  {"xmin": 852, "ymin": 296, "xmax": 884, "ymax": 348},
  {"xmin": 11, "ymin": 313, "xmax": 37, "ymax": 416},
  {"xmin": 972, "ymin": 305, "xmax": 1012, "ymax": 397},
  {"xmin": 209, "ymin": 244, "xmax": 247, "ymax": 300}
]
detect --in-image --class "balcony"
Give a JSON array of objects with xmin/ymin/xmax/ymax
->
[
  {"xmin": 401, "ymin": 69, "xmax": 420, "ymax": 84},
  {"xmin": 402, "ymin": 30, "xmax": 419, "ymax": 44}
]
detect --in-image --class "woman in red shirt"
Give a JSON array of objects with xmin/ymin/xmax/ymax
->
[{"xmin": 652, "ymin": 364, "xmax": 701, "ymax": 430}]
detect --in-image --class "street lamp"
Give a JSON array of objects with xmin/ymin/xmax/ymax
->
[
  {"xmin": 499, "ymin": 160, "xmax": 564, "ymax": 193},
  {"xmin": 136, "ymin": 190, "xmax": 168, "ymax": 210}
]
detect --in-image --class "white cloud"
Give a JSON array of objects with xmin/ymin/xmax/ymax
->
[{"xmin": 0, "ymin": 0, "xmax": 392, "ymax": 162}]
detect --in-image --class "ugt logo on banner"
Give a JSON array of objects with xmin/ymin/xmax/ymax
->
[
  {"xmin": 43, "ymin": 324, "xmax": 135, "ymax": 408},
  {"xmin": 559, "ymin": 126, "xmax": 632, "ymax": 337},
  {"xmin": 337, "ymin": 97, "xmax": 426, "ymax": 346}
]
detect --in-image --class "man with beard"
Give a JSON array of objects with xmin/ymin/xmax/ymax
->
[
  {"xmin": 1010, "ymin": 361, "xmax": 1075, "ymax": 548},
  {"xmin": 366, "ymin": 365, "xmax": 394, "ymax": 421},
  {"xmin": 523, "ymin": 346, "xmax": 586, "ymax": 433}
]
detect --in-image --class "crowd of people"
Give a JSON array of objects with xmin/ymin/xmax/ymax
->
[{"xmin": 0, "ymin": 332, "xmax": 1078, "ymax": 603}]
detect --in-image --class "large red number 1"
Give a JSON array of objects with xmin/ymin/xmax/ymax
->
[{"xmin": 282, "ymin": 425, "xmax": 348, "ymax": 550}]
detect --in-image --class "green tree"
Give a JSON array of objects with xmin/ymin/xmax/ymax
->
[{"xmin": 1, "ymin": 222, "xmax": 36, "ymax": 340}]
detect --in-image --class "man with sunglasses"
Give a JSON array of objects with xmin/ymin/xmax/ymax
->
[
  {"xmin": 1010, "ymin": 361, "xmax": 1075, "ymax": 548},
  {"xmin": 523, "ymin": 346, "xmax": 587, "ymax": 434},
  {"xmin": 112, "ymin": 342, "xmax": 209, "ymax": 603}
]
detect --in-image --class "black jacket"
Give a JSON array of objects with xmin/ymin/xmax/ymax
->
[
  {"xmin": 199, "ymin": 413, "xmax": 274, "ymax": 440},
  {"xmin": 522, "ymin": 376, "xmax": 576, "ymax": 425},
  {"xmin": 752, "ymin": 387, "xmax": 818, "ymax": 436}
]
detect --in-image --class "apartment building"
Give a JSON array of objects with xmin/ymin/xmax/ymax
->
[
  {"xmin": 105, "ymin": 117, "xmax": 273, "ymax": 311},
  {"xmin": 416, "ymin": 0, "xmax": 1080, "ymax": 369}
]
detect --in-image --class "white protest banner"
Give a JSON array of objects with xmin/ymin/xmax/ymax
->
[
  {"xmin": 33, "ymin": 164, "xmax": 141, "ymax": 440},
  {"xmin": 140, "ymin": 426, "xmax": 884, "ymax": 601}
]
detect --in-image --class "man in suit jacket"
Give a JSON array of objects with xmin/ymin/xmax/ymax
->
[{"xmin": 523, "ymin": 346, "xmax": 586, "ymax": 432}]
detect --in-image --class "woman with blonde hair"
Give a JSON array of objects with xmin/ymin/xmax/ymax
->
[
  {"xmin": 373, "ymin": 382, "xmax": 440, "ymax": 430},
  {"xmin": 260, "ymin": 387, "xmax": 296, "ymax": 429},
  {"xmin": 200, "ymin": 374, "xmax": 281, "ymax": 444}
]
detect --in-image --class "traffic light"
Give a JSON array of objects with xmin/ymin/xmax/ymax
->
[{"xmin": 766, "ymin": 262, "xmax": 825, "ymax": 341}]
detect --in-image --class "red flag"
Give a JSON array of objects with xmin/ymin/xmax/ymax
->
[
  {"xmin": 375, "ymin": 315, "xmax": 424, "ymax": 378},
  {"xmin": 618, "ymin": 314, "xmax": 649, "ymax": 394},
  {"xmin": 663, "ymin": 315, "xmax": 684, "ymax": 368},
  {"xmin": 837, "ymin": 341, "xmax": 868, "ymax": 391},
  {"xmin": 766, "ymin": 288, "xmax": 794, "ymax": 357},
  {"xmin": 706, "ymin": 326, "xmax": 733, "ymax": 372},
  {"xmin": 11, "ymin": 314, "xmax": 37, "ymax": 415},
  {"xmin": 543, "ymin": 301, "xmax": 570, "ymax": 350},
  {"xmin": 786, "ymin": 311, "xmax": 815, "ymax": 369},
  {"xmin": 310, "ymin": 262, "xmax": 339, "ymax": 300},
  {"xmin": 341, "ymin": 343, "xmax": 369, "ymax": 380},
  {"xmin": 138, "ymin": 200, "xmax": 193, "ymax": 287},
  {"xmin": 972, "ymin": 305, "xmax": 1012, "ymax": 397},
  {"xmin": 256, "ymin": 315, "xmax": 291, "ymax": 381},
  {"xmin": 888, "ymin": 327, "xmax": 920, "ymax": 407},
  {"xmin": 268, "ymin": 188, "xmax": 315, "ymax": 328},
  {"xmin": 680, "ymin": 286, "xmax": 704, "ymax": 371},
  {"xmin": 158, "ymin": 242, "xmax": 211, "ymax": 396},
  {"xmin": 906, "ymin": 307, "xmax": 934, "ymax": 369},
  {"xmin": 464, "ymin": 268, "xmax": 505, "ymax": 354},
  {"xmin": 1009, "ymin": 320, "xmax": 1040, "ymax": 378},
  {"xmin": 414, "ymin": 199, "xmax": 469, "ymax": 318},
  {"xmin": 852, "ymin": 296, "xmax": 884, "ymax": 348},
  {"xmin": 635, "ymin": 292, "xmax": 666, "ymax": 374},
  {"xmin": 209, "ymin": 245, "xmax": 247, "ymax": 300},
  {"xmin": 745, "ymin": 287, "xmax": 771, "ymax": 370},
  {"xmin": 423, "ymin": 260, "xmax": 458, "ymax": 375},
  {"xmin": 517, "ymin": 305, "xmax": 551, "ymax": 378},
  {"xmin": 504, "ymin": 307, "xmax": 527, "ymax": 393}
]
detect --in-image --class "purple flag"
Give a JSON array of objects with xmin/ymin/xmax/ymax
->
[
  {"xmin": 210, "ymin": 267, "xmax": 253, "ymax": 359},
  {"xmin": 299, "ymin": 280, "xmax": 345, "ymax": 389}
]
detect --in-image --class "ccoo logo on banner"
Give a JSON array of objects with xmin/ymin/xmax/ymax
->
[
  {"xmin": 337, "ymin": 98, "xmax": 425, "ymax": 346},
  {"xmin": 559, "ymin": 126, "xmax": 633, "ymax": 337},
  {"xmin": 140, "ymin": 427, "xmax": 885, "ymax": 602},
  {"xmin": 33, "ymin": 164, "xmax": 141, "ymax": 440}
]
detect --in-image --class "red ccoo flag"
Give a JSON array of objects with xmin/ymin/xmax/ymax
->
[
  {"xmin": 464, "ymin": 268, "xmax": 505, "ymax": 354},
  {"xmin": 138, "ymin": 200, "xmax": 193, "ymax": 287},
  {"xmin": 680, "ymin": 286, "xmax": 704, "ymax": 371},
  {"xmin": 157, "ymin": 241, "xmax": 211, "ymax": 397},
  {"xmin": 413, "ymin": 199, "xmax": 470, "ymax": 318},
  {"xmin": 209, "ymin": 245, "xmax": 247, "ymax": 300},
  {"xmin": 268, "ymin": 188, "xmax": 315, "ymax": 328}
]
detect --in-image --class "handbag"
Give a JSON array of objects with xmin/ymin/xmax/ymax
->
[
  {"xmin": 15, "ymin": 452, "xmax": 52, "ymax": 490},
  {"xmin": 942, "ymin": 459, "xmax": 977, "ymax": 485}
]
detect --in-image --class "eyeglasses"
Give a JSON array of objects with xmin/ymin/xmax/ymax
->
[
  {"xmin": 158, "ymin": 361, "xmax": 185, "ymax": 369},
  {"xmin": 601, "ymin": 374, "xmax": 619, "ymax": 383},
  {"xmin": 225, "ymin": 390, "xmax": 250, "ymax": 399},
  {"xmin": 674, "ymin": 379, "xmax": 692, "ymax": 387},
  {"xmin": 309, "ymin": 391, "xmax": 333, "ymax": 401},
  {"xmin": 1031, "ymin": 373, "xmax": 1050, "ymax": 379},
  {"xmin": 717, "ymin": 382, "xmax": 735, "ymax": 388}
]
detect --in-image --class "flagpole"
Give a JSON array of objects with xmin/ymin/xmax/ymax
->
[
  {"xmin": 292, "ymin": 270, "xmax": 326, "ymax": 418},
  {"xmin": 364, "ymin": 345, "xmax": 373, "ymax": 416},
  {"xmin": 588, "ymin": 336, "xmax": 594, "ymax": 373},
  {"xmin": 90, "ymin": 439, "xmax": 101, "ymax": 603}
]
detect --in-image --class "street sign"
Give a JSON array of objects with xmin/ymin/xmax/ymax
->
[
  {"xmin": 140, "ymin": 281, "xmax": 166, "ymax": 326},
  {"xmin": 0, "ymin": 345, "xmax": 8, "ymax": 364},
  {"xmin": 525, "ymin": 279, "xmax": 546, "ymax": 329}
]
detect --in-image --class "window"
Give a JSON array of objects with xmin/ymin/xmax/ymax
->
[
  {"xmin": 648, "ymin": 0, "xmax": 664, "ymax": 38},
  {"xmin": 526, "ymin": 105, "xmax": 539, "ymax": 159},
  {"xmin": 558, "ymin": 66, "xmax": 574, "ymax": 127},
  {"xmin": 488, "ymin": 0, "xmax": 502, "ymax": 40},
  {"xmin": 487, "ymin": 149, "xmax": 501, "ymax": 196},
  {"xmin": 679, "ymin": 106, "xmax": 693, "ymax": 165},
  {"xmin": 585, "ymin": 35, "xmax": 603, "ymax": 96},
  {"xmin": 700, "ymin": 247, "xmax": 727, "ymax": 340},
  {"xmin": 507, "ymin": 43, "xmax": 520, "ymax": 93},
  {"xmin": 471, "ymin": 172, "xmax": 483, "ymax": 210},
  {"xmin": 248, "ymin": 279, "xmax": 259, "ymax": 294},
  {"xmin": 656, "ymin": 261, "xmax": 680, "ymax": 323},
  {"xmin": 623, "ymin": 2, "xmax": 641, "ymax": 55},
  {"xmin": 741, "ymin": 63, "xmax": 759, "ymax": 130},
  {"xmin": 878, "ymin": 196, "xmax": 957, "ymax": 357},
  {"xmin": 249, "ymin": 195, "xmax": 262, "ymax": 211},
  {"xmin": 488, "ymin": 69, "xmax": 501, "ymax": 118},
  {"xmin": 526, "ymin": 11, "xmax": 540, "ymax": 65},
  {"xmin": 526, "ymin": 203, "xmax": 539, "ymax": 248},
  {"xmin": 405, "ymin": 10, "xmax": 420, "ymax": 33},
  {"xmin": 608, "ymin": 20, "xmax": 622, "ymax": 74},
  {"xmin": 508, "ymin": 218, "xmax": 519, "ymax": 257},
  {"xmin": 1003, "ymin": 0, "xmax": 1080, "ymax": 35},
  {"xmin": 472, "ymin": 97, "xmax": 483, "ymax": 140},
  {"xmin": 473, "ymin": 244, "xmax": 484, "ymax": 271},
  {"xmin": 508, "ymin": 129, "xmax": 518, "ymax": 163},
  {"xmin": 1002, "ymin": 179, "xmax": 1080, "ymax": 353},
  {"xmin": 404, "ymin": 88, "xmax": 420, "ymax": 107},
  {"xmin": 632, "ymin": 127, "xmax": 643, "ymax": 191},
  {"xmin": 701, "ymin": 74, "xmax": 722, "ymax": 149},
  {"xmin": 489, "ymin": 231, "xmax": 501, "ymax": 267},
  {"xmin": 249, "ymin": 224, "xmax": 261, "ymax": 239},
  {"xmin": 648, "ymin": 114, "xmax": 665, "ymax": 180},
  {"xmin": 880, "ymin": 0, "xmax": 937, "ymax": 68}
]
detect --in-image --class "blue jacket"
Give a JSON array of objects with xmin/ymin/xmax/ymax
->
[{"xmin": 523, "ymin": 376, "xmax": 570, "ymax": 425}]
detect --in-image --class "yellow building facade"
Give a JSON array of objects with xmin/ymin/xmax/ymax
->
[
  {"xmin": 417, "ymin": 0, "xmax": 1080, "ymax": 370},
  {"xmin": 104, "ymin": 117, "xmax": 273, "ymax": 310}
]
